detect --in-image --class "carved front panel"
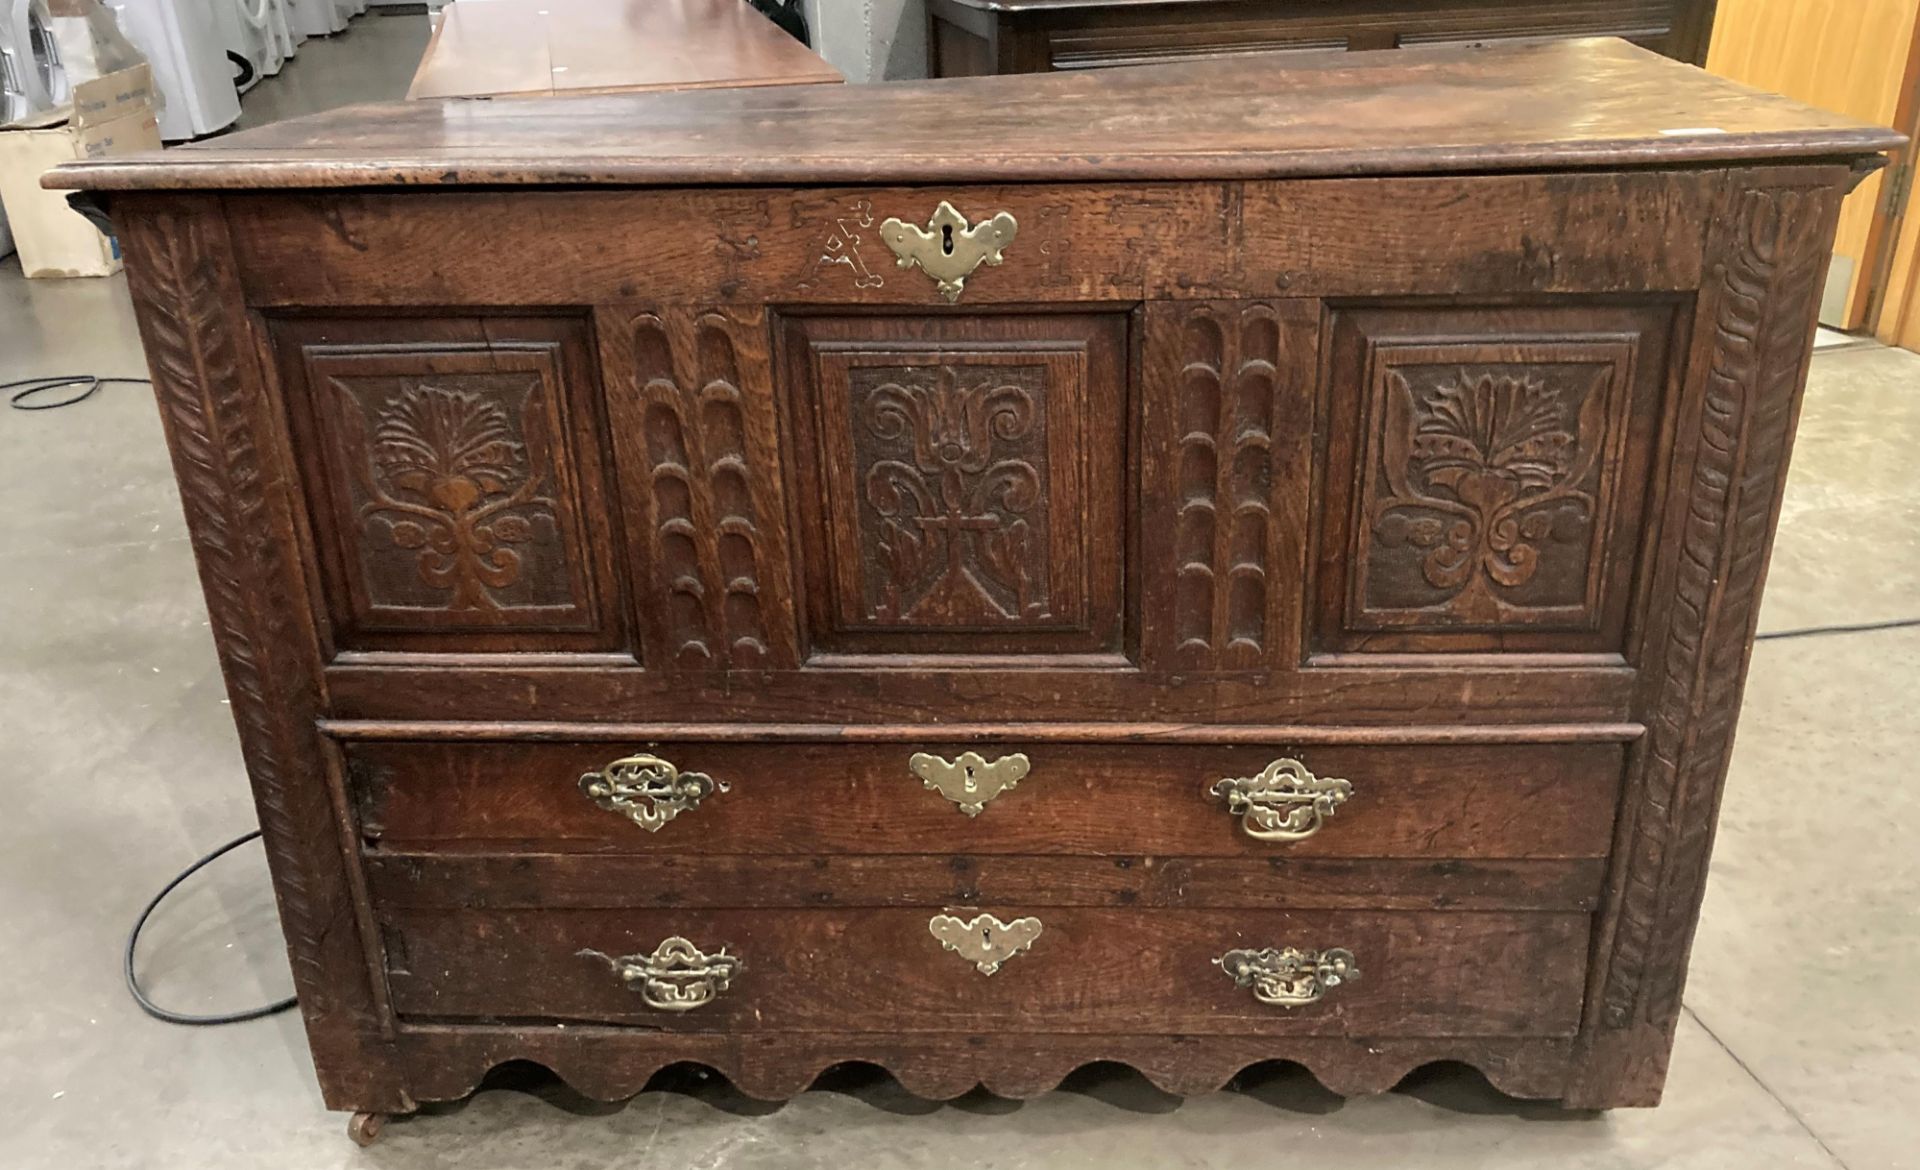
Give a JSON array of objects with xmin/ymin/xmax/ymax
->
[
  {"xmin": 274, "ymin": 317, "xmax": 620, "ymax": 653},
  {"xmin": 601, "ymin": 306, "xmax": 799, "ymax": 669},
  {"xmin": 1317, "ymin": 305, "xmax": 1673, "ymax": 656},
  {"xmin": 785, "ymin": 314, "xmax": 1128, "ymax": 659},
  {"xmin": 1141, "ymin": 300, "xmax": 1317, "ymax": 670}
]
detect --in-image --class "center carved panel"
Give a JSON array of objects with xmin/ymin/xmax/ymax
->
[
  {"xmin": 785, "ymin": 314, "xmax": 1127, "ymax": 660},
  {"xmin": 851, "ymin": 364, "xmax": 1052, "ymax": 625}
]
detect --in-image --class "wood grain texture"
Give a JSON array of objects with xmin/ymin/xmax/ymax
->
[
  {"xmin": 93, "ymin": 71, "xmax": 1879, "ymax": 1118},
  {"xmin": 47, "ymin": 39, "xmax": 1895, "ymax": 190},
  {"xmin": 115, "ymin": 197, "xmax": 411, "ymax": 1112},
  {"xmin": 1567, "ymin": 169, "xmax": 1845, "ymax": 1108},
  {"xmin": 783, "ymin": 313, "xmax": 1129, "ymax": 659},
  {"xmin": 347, "ymin": 739, "xmax": 1625, "ymax": 859},
  {"xmin": 216, "ymin": 173, "xmax": 1719, "ymax": 309},
  {"xmin": 1315, "ymin": 302, "xmax": 1676, "ymax": 657},
  {"xmin": 367, "ymin": 854, "xmax": 1608, "ymax": 912},
  {"xmin": 272, "ymin": 315, "xmax": 626, "ymax": 655},
  {"xmin": 381, "ymin": 908, "xmax": 1590, "ymax": 1036},
  {"xmin": 599, "ymin": 305, "xmax": 800, "ymax": 668},
  {"xmin": 1141, "ymin": 300, "xmax": 1315, "ymax": 669}
]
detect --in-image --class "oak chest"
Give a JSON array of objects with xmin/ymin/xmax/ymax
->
[{"xmin": 51, "ymin": 38, "xmax": 1900, "ymax": 1135}]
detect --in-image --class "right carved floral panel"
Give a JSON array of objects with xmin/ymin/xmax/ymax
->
[{"xmin": 1316, "ymin": 303, "xmax": 1676, "ymax": 657}]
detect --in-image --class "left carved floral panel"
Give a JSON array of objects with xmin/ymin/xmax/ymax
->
[{"xmin": 273, "ymin": 317, "xmax": 624, "ymax": 654}]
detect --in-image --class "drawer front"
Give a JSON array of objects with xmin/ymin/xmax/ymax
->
[
  {"xmin": 350, "ymin": 739, "xmax": 1622, "ymax": 859},
  {"xmin": 381, "ymin": 907, "xmax": 1589, "ymax": 1036}
]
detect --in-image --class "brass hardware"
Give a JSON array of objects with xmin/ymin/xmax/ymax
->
[
  {"xmin": 880, "ymin": 200, "xmax": 1018, "ymax": 303},
  {"xmin": 580, "ymin": 937, "xmax": 740, "ymax": 1011},
  {"xmin": 1210, "ymin": 758, "xmax": 1352, "ymax": 842},
  {"xmin": 909, "ymin": 750, "xmax": 1031, "ymax": 816},
  {"xmin": 929, "ymin": 913, "xmax": 1042, "ymax": 975},
  {"xmin": 1216, "ymin": 946, "xmax": 1359, "ymax": 1008},
  {"xmin": 579, "ymin": 753, "xmax": 727, "ymax": 832}
]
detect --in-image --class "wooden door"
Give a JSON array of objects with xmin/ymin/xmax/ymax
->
[{"xmin": 1707, "ymin": 0, "xmax": 1920, "ymax": 329}]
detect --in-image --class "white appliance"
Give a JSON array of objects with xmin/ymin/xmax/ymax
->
[
  {"xmin": 288, "ymin": 0, "xmax": 356, "ymax": 38},
  {"xmin": 106, "ymin": 0, "xmax": 240, "ymax": 140},
  {"xmin": 2, "ymin": 0, "xmax": 69, "ymax": 126},
  {"xmin": 211, "ymin": 0, "xmax": 291, "ymax": 91}
]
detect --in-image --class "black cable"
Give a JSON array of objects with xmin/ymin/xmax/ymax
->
[
  {"xmin": 125, "ymin": 829, "xmax": 298, "ymax": 1026},
  {"xmin": 1756, "ymin": 616, "xmax": 1920, "ymax": 642},
  {"xmin": 4, "ymin": 374, "xmax": 149, "ymax": 411}
]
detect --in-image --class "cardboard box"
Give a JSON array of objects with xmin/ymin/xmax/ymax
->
[{"xmin": 0, "ymin": 64, "xmax": 159, "ymax": 278}]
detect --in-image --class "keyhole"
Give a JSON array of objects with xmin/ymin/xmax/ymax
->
[
  {"xmin": 981, "ymin": 927, "xmax": 992, "ymax": 943},
  {"xmin": 941, "ymin": 223, "xmax": 954, "ymax": 255}
]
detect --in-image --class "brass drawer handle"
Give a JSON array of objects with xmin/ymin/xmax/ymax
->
[
  {"xmin": 579, "ymin": 753, "xmax": 727, "ymax": 833},
  {"xmin": 880, "ymin": 200, "xmax": 1018, "ymax": 303},
  {"xmin": 929, "ymin": 913, "xmax": 1042, "ymax": 975},
  {"xmin": 1216, "ymin": 946, "xmax": 1359, "ymax": 1008},
  {"xmin": 910, "ymin": 750, "xmax": 1031, "ymax": 816},
  {"xmin": 580, "ymin": 936, "xmax": 740, "ymax": 1012},
  {"xmin": 1210, "ymin": 757, "xmax": 1352, "ymax": 842}
]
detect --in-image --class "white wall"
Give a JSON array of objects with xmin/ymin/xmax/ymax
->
[{"xmin": 806, "ymin": 0, "xmax": 928, "ymax": 82}]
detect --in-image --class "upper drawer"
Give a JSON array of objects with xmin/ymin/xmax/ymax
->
[{"xmin": 349, "ymin": 738, "xmax": 1623, "ymax": 860}]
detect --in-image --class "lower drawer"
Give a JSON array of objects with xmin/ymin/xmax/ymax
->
[{"xmin": 381, "ymin": 908, "xmax": 1590, "ymax": 1037}]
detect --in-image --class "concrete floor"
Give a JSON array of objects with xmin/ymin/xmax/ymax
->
[{"xmin": 2, "ymin": 11, "xmax": 1917, "ymax": 1168}]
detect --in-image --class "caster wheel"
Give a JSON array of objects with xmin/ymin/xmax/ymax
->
[{"xmin": 348, "ymin": 1111, "xmax": 387, "ymax": 1148}]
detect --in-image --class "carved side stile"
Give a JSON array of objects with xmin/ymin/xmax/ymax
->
[
  {"xmin": 117, "ymin": 197, "xmax": 409, "ymax": 1110},
  {"xmin": 1572, "ymin": 174, "xmax": 1842, "ymax": 1105}
]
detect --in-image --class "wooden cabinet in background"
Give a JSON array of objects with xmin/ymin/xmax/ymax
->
[
  {"xmin": 51, "ymin": 38, "xmax": 1897, "ymax": 1142},
  {"xmin": 929, "ymin": 0, "xmax": 1719, "ymax": 76}
]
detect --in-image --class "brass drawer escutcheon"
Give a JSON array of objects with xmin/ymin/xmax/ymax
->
[
  {"xmin": 880, "ymin": 200, "xmax": 1018, "ymax": 303},
  {"xmin": 581, "ymin": 936, "xmax": 741, "ymax": 1012},
  {"xmin": 579, "ymin": 753, "xmax": 727, "ymax": 833},
  {"xmin": 1210, "ymin": 758, "xmax": 1352, "ymax": 842},
  {"xmin": 909, "ymin": 750, "xmax": 1031, "ymax": 816},
  {"xmin": 929, "ymin": 913, "xmax": 1042, "ymax": 975},
  {"xmin": 1216, "ymin": 946, "xmax": 1359, "ymax": 1008}
]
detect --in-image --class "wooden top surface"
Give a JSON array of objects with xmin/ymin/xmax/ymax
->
[
  {"xmin": 49, "ymin": 38, "xmax": 1902, "ymax": 192},
  {"xmin": 406, "ymin": 0, "xmax": 841, "ymax": 101}
]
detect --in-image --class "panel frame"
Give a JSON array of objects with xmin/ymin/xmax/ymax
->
[
  {"xmin": 269, "ymin": 312, "xmax": 628, "ymax": 657},
  {"xmin": 779, "ymin": 310, "xmax": 1134, "ymax": 662}
]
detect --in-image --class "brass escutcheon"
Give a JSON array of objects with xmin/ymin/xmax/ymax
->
[
  {"xmin": 580, "ymin": 937, "xmax": 740, "ymax": 1012},
  {"xmin": 579, "ymin": 753, "xmax": 727, "ymax": 833},
  {"xmin": 879, "ymin": 200, "xmax": 1018, "ymax": 302},
  {"xmin": 929, "ymin": 913, "xmax": 1042, "ymax": 975},
  {"xmin": 1210, "ymin": 757, "xmax": 1352, "ymax": 842},
  {"xmin": 1215, "ymin": 946, "xmax": 1359, "ymax": 1008},
  {"xmin": 909, "ymin": 750, "xmax": 1031, "ymax": 816}
]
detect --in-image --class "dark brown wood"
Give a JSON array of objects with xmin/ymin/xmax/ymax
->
[
  {"xmin": 62, "ymin": 48, "xmax": 1896, "ymax": 1128},
  {"xmin": 381, "ymin": 908, "xmax": 1591, "ymax": 1036},
  {"xmin": 367, "ymin": 854, "xmax": 1609, "ymax": 911},
  {"xmin": 928, "ymin": 0, "xmax": 1721, "ymax": 79},
  {"xmin": 43, "ymin": 40, "xmax": 1900, "ymax": 192},
  {"xmin": 349, "ymin": 739, "xmax": 1623, "ymax": 858},
  {"xmin": 215, "ymin": 173, "xmax": 1720, "ymax": 309}
]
